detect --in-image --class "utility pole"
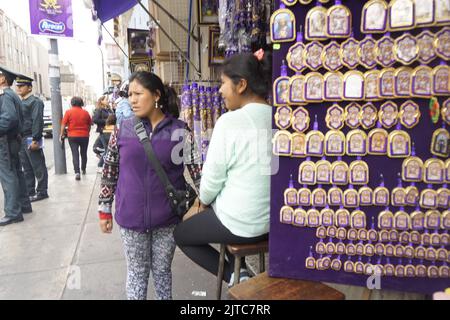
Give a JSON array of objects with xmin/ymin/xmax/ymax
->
[{"xmin": 49, "ymin": 38, "xmax": 67, "ymax": 174}]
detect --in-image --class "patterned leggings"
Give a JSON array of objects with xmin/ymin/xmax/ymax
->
[{"xmin": 120, "ymin": 225, "xmax": 176, "ymax": 300}]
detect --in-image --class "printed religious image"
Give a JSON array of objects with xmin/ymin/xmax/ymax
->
[
  {"xmin": 208, "ymin": 27, "xmax": 225, "ymax": 66},
  {"xmin": 198, "ymin": 0, "xmax": 219, "ymax": 25},
  {"xmin": 388, "ymin": 131, "xmax": 411, "ymax": 158},
  {"xmin": 271, "ymin": 9, "xmax": 295, "ymax": 42},
  {"xmin": 325, "ymin": 130, "xmax": 345, "ymax": 156},
  {"xmin": 368, "ymin": 129, "xmax": 388, "ymax": 155},
  {"xmin": 402, "ymin": 157, "xmax": 423, "ymax": 182},
  {"xmin": 306, "ymin": 7, "xmax": 327, "ymax": 40},
  {"xmin": 327, "ymin": 5, "xmax": 351, "ymax": 37},
  {"xmin": 347, "ymin": 130, "xmax": 367, "ymax": 156},
  {"xmin": 324, "ymin": 72, "xmax": 343, "ymax": 100},
  {"xmin": 291, "ymin": 133, "xmax": 307, "ymax": 157},
  {"xmin": 128, "ymin": 28, "xmax": 151, "ymax": 59},
  {"xmin": 361, "ymin": 0, "xmax": 388, "ymax": 33},
  {"xmin": 273, "ymin": 130, "xmax": 291, "ymax": 156}
]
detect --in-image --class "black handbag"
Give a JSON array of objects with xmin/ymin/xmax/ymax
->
[{"xmin": 133, "ymin": 118, "xmax": 197, "ymax": 218}]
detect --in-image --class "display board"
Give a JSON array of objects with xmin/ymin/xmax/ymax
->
[{"xmin": 269, "ymin": 0, "xmax": 450, "ymax": 295}]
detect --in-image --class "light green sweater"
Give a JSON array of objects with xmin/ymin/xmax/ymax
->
[{"xmin": 199, "ymin": 103, "xmax": 272, "ymax": 237}]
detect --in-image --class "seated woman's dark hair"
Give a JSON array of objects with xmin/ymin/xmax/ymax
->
[
  {"xmin": 221, "ymin": 51, "xmax": 272, "ymax": 98},
  {"xmin": 71, "ymin": 96, "xmax": 84, "ymax": 107},
  {"xmin": 128, "ymin": 72, "xmax": 179, "ymax": 118}
]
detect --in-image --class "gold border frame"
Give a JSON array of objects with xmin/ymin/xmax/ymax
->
[
  {"xmin": 340, "ymin": 37, "xmax": 360, "ymax": 69},
  {"xmin": 343, "ymin": 70, "xmax": 365, "ymax": 101},
  {"xmin": 323, "ymin": 72, "xmax": 344, "ymax": 101},
  {"xmin": 303, "ymin": 41, "xmax": 324, "ymax": 71},
  {"xmin": 368, "ymin": 128, "xmax": 389, "ymax": 155},
  {"xmin": 399, "ymin": 100, "xmax": 421, "ymax": 129},
  {"xmin": 359, "ymin": 187, "xmax": 373, "ymax": 206},
  {"xmin": 298, "ymin": 160, "xmax": 317, "ymax": 185},
  {"xmin": 419, "ymin": 189, "xmax": 438, "ymax": 209},
  {"xmin": 322, "ymin": 42, "xmax": 344, "ymax": 72},
  {"xmin": 375, "ymin": 35, "xmax": 396, "ymax": 67},
  {"xmin": 349, "ymin": 160, "xmax": 369, "ymax": 185},
  {"xmin": 361, "ymin": 0, "xmax": 389, "ymax": 34},
  {"xmin": 273, "ymin": 130, "xmax": 292, "ymax": 157},
  {"xmin": 274, "ymin": 105, "xmax": 293, "ymax": 130},
  {"xmin": 284, "ymin": 188, "xmax": 298, "ymax": 206},
  {"xmin": 326, "ymin": 104, "xmax": 345, "ymax": 130},
  {"xmin": 378, "ymin": 101, "xmax": 399, "ymax": 129},
  {"xmin": 291, "ymin": 132, "xmax": 307, "ymax": 158},
  {"xmin": 297, "ymin": 188, "xmax": 312, "ymax": 207},
  {"xmin": 315, "ymin": 159, "xmax": 332, "ymax": 184},
  {"xmin": 305, "ymin": 6, "xmax": 328, "ymax": 41},
  {"xmin": 328, "ymin": 187, "xmax": 344, "ymax": 207},
  {"xmin": 388, "ymin": 130, "xmax": 411, "ymax": 158},
  {"xmin": 325, "ymin": 130, "xmax": 346, "ymax": 157},
  {"xmin": 343, "ymin": 189, "xmax": 359, "ymax": 208},
  {"xmin": 388, "ymin": 0, "xmax": 416, "ymax": 31},
  {"xmin": 434, "ymin": 27, "xmax": 450, "ymax": 60},
  {"xmin": 364, "ymin": 70, "xmax": 381, "ymax": 101},
  {"xmin": 360, "ymin": 102, "xmax": 378, "ymax": 129},
  {"xmin": 344, "ymin": 102, "xmax": 362, "ymax": 129},
  {"xmin": 358, "ymin": 36, "xmax": 377, "ymax": 69},
  {"xmin": 306, "ymin": 130, "xmax": 325, "ymax": 157},
  {"xmin": 394, "ymin": 66, "xmax": 413, "ymax": 97},
  {"xmin": 270, "ymin": 8, "xmax": 296, "ymax": 43},
  {"xmin": 287, "ymin": 42, "xmax": 307, "ymax": 73},
  {"xmin": 291, "ymin": 106, "xmax": 310, "ymax": 133},
  {"xmin": 416, "ymin": 0, "xmax": 436, "ymax": 26},
  {"xmin": 304, "ymin": 72, "xmax": 324, "ymax": 102},
  {"xmin": 432, "ymin": 64, "xmax": 450, "ymax": 96},
  {"xmin": 350, "ymin": 210, "xmax": 366, "ymax": 229},
  {"xmin": 391, "ymin": 188, "xmax": 407, "ymax": 207},
  {"xmin": 394, "ymin": 34, "xmax": 419, "ymax": 65},
  {"xmin": 402, "ymin": 156, "xmax": 424, "ymax": 182},
  {"xmin": 435, "ymin": 0, "xmax": 450, "ymax": 26},
  {"xmin": 346, "ymin": 129, "xmax": 368, "ymax": 157},
  {"xmin": 430, "ymin": 128, "xmax": 450, "ymax": 158},
  {"xmin": 280, "ymin": 205, "xmax": 295, "ymax": 224},
  {"xmin": 437, "ymin": 187, "xmax": 450, "ymax": 209},
  {"xmin": 416, "ymin": 30, "xmax": 437, "ymax": 64},
  {"xmin": 326, "ymin": 4, "xmax": 352, "ymax": 38},
  {"xmin": 411, "ymin": 65, "xmax": 433, "ymax": 98},
  {"xmin": 378, "ymin": 209, "xmax": 394, "ymax": 229},
  {"xmin": 374, "ymin": 187, "xmax": 390, "ymax": 207},
  {"xmin": 379, "ymin": 68, "xmax": 396, "ymax": 98},
  {"xmin": 312, "ymin": 188, "xmax": 328, "ymax": 207},
  {"xmin": 293, "ymin": 208, "xmax": 307, "ymax": 227},
  {"xmin": 273, "ymin": 76, "xmax": 291, "ymax": 106},
  {"xmin": 331, "ymin": 160, "xmax": 349, "ymax": 186}
]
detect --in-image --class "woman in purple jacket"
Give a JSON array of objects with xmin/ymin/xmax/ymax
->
[{"xmin": 98, "ymin": 72, "xmax": 201, "ymax": 300}]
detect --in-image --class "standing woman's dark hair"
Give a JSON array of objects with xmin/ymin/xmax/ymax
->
[
  {"xmin": 221, "ymin": 51, "xmax": 272, "ymax": 98},
  {"xmin": 128, "ymin": 72, "xmax": 180, "ymax": 118}
]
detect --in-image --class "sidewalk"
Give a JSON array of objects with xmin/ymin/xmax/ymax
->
[{"xmin": 0, "ymin": 136, "xmax": 226, "ymax": 300}]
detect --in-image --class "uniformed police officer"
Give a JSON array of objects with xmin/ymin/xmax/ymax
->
[
  {"xmin": 16, "ymin": 74, "xmax": 49, "ymax": 202},
  {"xmin": 0, "ymin": 66, "xmax": 32, "ymax": 226}
]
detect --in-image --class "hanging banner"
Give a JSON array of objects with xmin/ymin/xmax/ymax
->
[{"xmin": 29, "ymin": 0, "xmax": 73, "ymax": 38}]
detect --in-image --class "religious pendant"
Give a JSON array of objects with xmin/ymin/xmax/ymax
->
[
  {"xmin": 376, "ymin": 33, "xmax": 396, "ymax": 67},
  {"xmin": 368, "ymin": 127, "xmax": 389, "ymax": 155},
  {"xmin": 420, "ymin": 188, "xmax": 438, "ymax": 209},
  {"xmin": 411, "ymin": 210, "xmax": 425, "ymax": 231},
  {"xmin": 426, "ymin": 247, "xmax": 437, "ymax": 261},
  {"xmin": 343, "ymin": 71, "xmax": 365, "ymax": 100},
  {"xmin": 433, "ymin": 63, "xmax": 450, "ymax": 96},
  {"xmin": 388, "ymin": 0, "xmax": 415, "ymax": 31},
  {"xmin": 322, "ymin": 42, "xmax": 343, "ymax": 72},
  {"xmin": 359, "ymin": 35, "xmax": 378, "ymax": 69},
  {"xmin": 394, "ymin": 67, "xmax": 413, "ymax": 97},
  {"xmin": 336, "ymin": 242, "xmax": 346, "ymax": 255},
  {"xmin": 364, "ymin": 70, "xmax": 381, "ymax": 101},
  {"xmin": 349, "ymin": 160, "xmax": 369, "ymax": 185},
  {"xmin": 361, "ymin": 0, "xmax": 389, "ymax": 34},
  {"xmin": 385, "ymin": 260, "xmax": 395, "ymax": 276},
  {"xmin": 304, "ymin": 41, "xmax": 324, "ymax": 71},
  {"xmin": 327, "ymin": 225, "xmax": 338, "ymax": 238},
  {"xmin": 394, "ymin": 244, "xmax": 405, "ymax": 258},
  {"xmin": 316, "ymin": 240, "xmax": 327, "ymax": 255},
  {"xmin": 306, "ymin": 130, "xmax": 325, "ymax": 157},
  {"xmin": 344, "ymin": 258, "xmax": 354, "ymax": 272},
  {"xmin": 359, "ymin": 187, "xmax": 373, "ymax": 206},
  {"xmin": 284, "ymin": 175, "xmax": 298, "ymax": 206},
  {"xmin": 305, "ymin": 4, "xmax": 328, "ymax": 41},
  {"xmin": 335, "ymin": 208, "xmax": 350, "ymax": 228},
  {"xmin": 425, "ymin": 209, "xmax": 441, "ymax": 230},
  {"xmin": 411, "ymin": 65, "xmax": 433, "ymax": 98},
  {"xmin": 280, "ymin": 206, "xmax": 294, "ymax": 224},
  {"xmin": 424, "ymin": 158, "xmax": 446, "ymax": 184},
  {"xmin": 316, "ymin": 159, "xmax": 332, "ymax": 185},
  {"xmin": 439, "ymin": 264, "xmax": 450, "ymax": 278},
  {"xmin": 379, "ymin": 101, "xmax": 398, "ymax": 129},
  {"xmin": 347, "ymin": 228, "xmax": 358, "ymax": 241},
  {"xmin": 379, "ymin": 68, "xmax": 396, "ymax": 98},
  {"xmin": 392, "ymin": 187, "xmax": 407, "ymax": 207},
  {"xmin": 320, "ymin": 208, "xmax": 335, "ymax": 227},
  {"xmin": 378, "ymin": 209, "xmax": 394, "ymax": 229},
  {"xmin": 416, "ymin": 0, "xmax": 435, "ymax": 26},
  {"xmin": 291, "ymin": 133, "xmax": 307, "ymax": 158},
  {"xmin": 389, "ymin": 229, "xmax": 400, "ymax": 242},
  {"xmin": 364, "ymin": 243, "xmax": 375, "ymax": 257},
  {"xmin": 291, "ymin": 106, "xmax": 310, "ymax": 133},
  {"xmin": 307, "ymin": 208, "xmax": 321, "ymax": 227},
  {"xmin": 399, "ymin": 100, "xmax": 421, "ymax": 129},
  {"xmin": 385, "ymin": 243, "xmax": 395, "ymax": 257},
  {"xmin": 326, "ymin": 241, "xmax": 336, "ymax": 255},
  {"xmin": 415, "ymin": 263, "xmax": 427, "ymax": 277},
  {"xmin": 337, "ymin": 227, "xmax": 347, "ymax": 241},
  {"xmin": 299, "ymin": 0, "xmax": 314, "ymax": 3},
  {"xmin": 325, "ymin": 130, "xmax": 346, "ymax": 157},
  {"xmin": 416, "ymin": 30, "xmax": 437, "ymax": 64},
  {"xmin": 379, "ymin": 230, "xmax": 390, "ymax": 242},
  {"xmin": 399, "ymin": 231, "xmax": 410, "ymax": 244},
  {"xmin": 345, "ymin": 103, "xmax": 361, "ymax": 129},
  {"xmin": 273, "ymin": 130, "xmax": 292, "ymax": 157},
  {"xmin": 331, "ymin": 257, "xmax": 342, "ymax": 271},
  {"xmin": 289, "ymin": 76, "xmax": 307, "ymax": 106},
  {"xmin": 341, "ymin": 37, "xmax": 360, "ymax": 69},
  {"xmin": 351, "ymin": 210, "xmax": 367, "ymax": 229},
  {"xmin": 430, "ymin": 128, "xmax": 450, "ymax": 159},
  {"xmin": 270, "ymin": 7, "xmax": 296, "ymax": 43},
  {"xmin": 405, "ymin": 263, "xmax": 417, "ymax": 278},
  {"xmin": 287, "ymin": 33, "xmax": 307, "ymax": 73},
  {"xmin": 447, "ymin": 159, "xmax": 450, "ymax": 182},
  {"xmin": 437, "ymin": 187, "xmax": 450, "ymax": 209},
  {"xmin": 422, "ymin": 232, "xmax": 432, "ymax": 246},
  {"xmin": 305, "ymin": 247, "xmax": 317, "ymax": 269},
  {"xmin": 434, "ymin": 27, "xmax": 450, "ymax": 61},
  {"xmin": 435, "ymin": 0, "xmax": 450, "ymax": 25},
  {"xmin": 405, "ymin": 185, "xmax": 420, "ymax": 206},
  {"xmin": 355, "ymin": 242, "xmax": 365, "ymax": 256},
  {"xmin": 281, "ymin": 0, "xmax": 298, "ymax": 6},
  {"xmin": 402, "ymin": 156, "xmax": 424, "ymax": 182},
  {"xmin": 299, "ymin": 161, "xmax": 316, "ymax": 185},
  {"xmin": 431, "ymin": 232, "xmax": 441, "ymax": 247},
  {"xmin": 442, "ymin": 210, "xmax": 450, "ymax": 229},
  {"xmin": 328, "ymin": 187, "xmax": 344, "ymax": 207},
  {"xmin": 326, "ymin": 1, "xmax": 352, "ymax": 38},
  {"xmin": 326, "ymin": 104, "xmax": 345, "ymax": 131},
  {"xmin": 312, "ymin": 187, "xmax": 327, "ymax": 207},
  {"xmin": 293, "ymin": 208, "xmax": 308, "ymax": 227},
  {"xmin": 394, "ymin": 210, "xmax": 410, "ymax": 230},
  {"xmin": 374, "ymin": 186, "xmax": 390, "ymax": 207},
  {"xmin": 346, "ymin": 129, "xmax": 367, "ymax": 156},
  {"xmin": 304, "ymin": 73, "xmax": 324, "ymax": 103},
  {"xmin": 331, "ymin": 160, "xmax": 349, "ymax": 185},
  {"xmin": 388, "ymin": 129, "xmax": 411, "ymax": 158},
  {"xmin": 298, "ymin": 187, "xmax": 312, "ymax": 207},
  {"xmin": 273, "ymin": 62, "xmax": 290, "ymax": 106},
  {"xmin": 275, "ymin": 106, "xmax": 293, "ymax": 130},
  {"xmin": 394, "ymin": 33, "xmax": 419, "ymax": 65},
  {"xmin": 346, "ymin": 243, "xmax": 356, "ymax": 256},
  {"xmin": 360, "ymin": 103, "xmax": 378, "ymax": 129},
  {"xmin": 404, "ymin": 244, "xmax": 415, "ymax": 259},
  {"xmin": 443, "ymin": 99, "xmax": 450, "ymax": 126},
  {"xmin": 343, "ymin": 187, "xmax": 359, "ymax": 208},
  {"xmin": 316, "ymin": 226, "xmax": 328, "ymax": 239},
  {"xmin": 323, "ymin": 72, "xmax": 344, "ymax": 101}
]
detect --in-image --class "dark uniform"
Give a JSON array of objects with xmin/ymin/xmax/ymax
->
[
  {"xmin": 16, "ymin": 75, "xmax": 49, "ymax": 201},
  {"xmin": 0, "ymin": 67, "xmax": 32, "ymax": 226}
]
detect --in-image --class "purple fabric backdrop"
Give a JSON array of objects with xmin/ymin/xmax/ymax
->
[
  {"xmin": 29, "ymin": 0, "xmax": 73, "ymax": 37},
  {"xmin": 269, "ymin": 0, "xmax": 450, "ymax": 295}
]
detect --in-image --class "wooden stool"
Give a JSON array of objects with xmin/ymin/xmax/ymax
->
[
  {"xmin": 228, "ymin": 272, "xmax": 345, "ymax": 300},
  {"xmin": 216, "ymin": 240, "xmax": 269, "ymax": 300}
]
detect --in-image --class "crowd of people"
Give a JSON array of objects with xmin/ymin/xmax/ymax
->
[{"xmin": 1, "ymin": 51, "xmax": 273, "ymax": 300}]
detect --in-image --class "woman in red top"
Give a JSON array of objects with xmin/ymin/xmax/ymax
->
[{"xmin": 60, "ymin": 97, "xmax": 92, "ymax": 180}]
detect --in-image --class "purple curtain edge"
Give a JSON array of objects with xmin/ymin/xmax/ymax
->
[{"xmin": 93, "ymin": 0, "xmax": 138, "ymax": 23}]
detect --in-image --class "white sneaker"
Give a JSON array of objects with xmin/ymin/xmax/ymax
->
[{"xmin": 228, "ymin": 268, "xmax": 250, "ymax": 288}]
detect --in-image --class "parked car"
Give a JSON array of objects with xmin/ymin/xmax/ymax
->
[{"xmin": 43, "ymin": 100, "xmax": 71, "ymax": 138}]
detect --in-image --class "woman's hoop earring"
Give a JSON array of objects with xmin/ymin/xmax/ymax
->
[{"xmin": 155, "ymin": 100, "xmax": 159, "ymax": 109}]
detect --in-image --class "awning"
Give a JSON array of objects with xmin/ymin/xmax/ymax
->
[{"xmin": 93, "ymin": 0, "xmax": 137, "ymax": 23}]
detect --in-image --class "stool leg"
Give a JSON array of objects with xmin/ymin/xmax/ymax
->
[
  {"xmin": 233, "ymin": 255, "xmax": 241, "ymax": 286},
  {"xmin": 216, "ymin": 244, "xmax": 226, "ymax": 300},
  {"xmin": 259, "ymin": 252, "xmax": 265, "ymax": 273}
]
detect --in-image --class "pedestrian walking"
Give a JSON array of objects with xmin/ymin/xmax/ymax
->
[
  {"xmin": 114, "ymin": 81, "xmax": 133, "ymax": 128},
  {"xmin": 93, "ymin": 113, "xmax": 116, "ymax": 173},
  {"xmin": 98, "ymin": 71, "xmax": 202, "ymax": 300},
  {"xmin": 15, "ymin": 74, "xmax": 49, "ymax": 202},
  {"xmin": 0, "ymin": 66, "xmax": 32, "ymax": 226},
  {"xmin": 60, "ymin": 97, "xmax": 92, "ymax": 181},
  {"xmin": 93, "ymin": 95, "xmax": 113, "ymax": 172}
]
